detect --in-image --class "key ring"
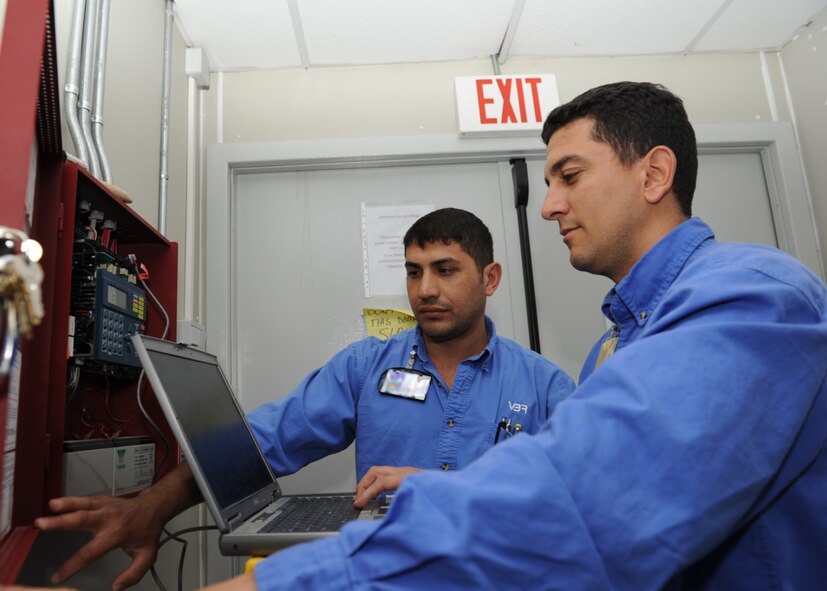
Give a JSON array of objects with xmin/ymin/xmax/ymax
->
[{"xmin": 0, "ymin": 227, "xmax": 44, "ymax": 379}]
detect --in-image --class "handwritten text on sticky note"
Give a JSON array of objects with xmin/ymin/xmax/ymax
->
[{"xmin": 363, "ymin": 308, "xmax": 416, "ymax": 340}]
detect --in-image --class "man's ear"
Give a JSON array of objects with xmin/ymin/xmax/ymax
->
[
  {"xmin": 483, "ymin": 262, "xmax": 502, "ymax": 296},
  {"xmin": 643, "ymin": 145, "xmax": 677, "ymax": 205}
]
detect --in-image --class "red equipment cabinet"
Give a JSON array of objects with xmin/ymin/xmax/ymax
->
[{"xmin": 0, "ymin": 0, "xmax": 179, "ymax": 580}]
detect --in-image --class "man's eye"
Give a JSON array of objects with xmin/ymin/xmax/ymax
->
[
  {"xmin": 438, "ymin": 268, "xmax": 455, "ymax": 275},
  {"xmin": 562, "ymin": 171, "xmax": 579, "ymax": 185},
  {"xmin": 407, "ymin": 270, "xmax": 421, "ymax": 278}
]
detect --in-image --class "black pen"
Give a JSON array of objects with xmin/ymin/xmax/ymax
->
[{"xmin": 494, "ymin": 416, "xmax": 508, "ymax": 443}]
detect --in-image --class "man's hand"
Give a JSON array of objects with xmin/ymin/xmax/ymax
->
[
  {"xmin": 354, "ymin": 466, "xmax": 422, "ymax": 508},
  {"xmin": 34, "ymin": 494, "xmax": 165, "ymax": 590},
  {"xmin": 33, "ymin": 463, "xmax": 200, "ymax": 590}
]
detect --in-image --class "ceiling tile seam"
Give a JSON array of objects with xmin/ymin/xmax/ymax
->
[
  {"xmin": 497, "ymin": 0, "xmax": 528, "ymax": 65},
  {"xmin": 219, "ymin": 49, "xmax": 785, "ymax": 72},
  {"xmin": 683, "ymin": 0, "xmax": 735, "ymax": 53},
  {"xmin": 287, "ymin": 0, "xmax": 311, "ymax": 68},
  {"xmin": 507, "ymin": 47, "xmax": 780, "ymax": 61}
]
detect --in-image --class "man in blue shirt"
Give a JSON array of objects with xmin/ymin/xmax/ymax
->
[
  {"xmin": 248, "ymin": 208, "xmax": 573, "ymax": 506},
  {"xmin": 36, "ymin": 208, "xmax": 575, "ymax": 589},
  {"xmin": 205, "ymin": 82, "xmax": 826, "ymax": 590}
]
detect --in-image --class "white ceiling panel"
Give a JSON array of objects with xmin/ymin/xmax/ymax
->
[
  {"xmin": 298, "ymin": 0, "xmax": 516, "ymax": 65},
  {"xmin": 510, "ymin": 0, "xmax": 727, "ymax": 57},
  {"xmin": 173, "ymin": 0, "xmax": 827, "ymax": 71},
  {"xmin": 693, "ymin": 0, "xmax": 827, "ymax": 51},
  {"xmin": 174, "ymin": 0, "xmax": 301, "ymax": 70}
]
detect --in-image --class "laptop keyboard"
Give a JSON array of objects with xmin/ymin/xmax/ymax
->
[{"xmin": 259, "ymin": 496, "xmax": 361, "ymax": 533}]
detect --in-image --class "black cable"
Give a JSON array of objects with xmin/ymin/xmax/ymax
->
[
  {"xmin": 150, "ymin": 565, "xmax": 169, "ymax": 591},
  {"xmin": 177, "ymin": 540, "xmax": 187, "ymax": 591},
  {"xmin": 159, "ymin": 524, "xmax": 218, "ymax": 547},
  {"xmin": 150, "ymin": 525, "xmax": 218, "ymax": 591},
  {"xmin": 164, "ymin": 527, "xmax": 187, "ymax": 591}
]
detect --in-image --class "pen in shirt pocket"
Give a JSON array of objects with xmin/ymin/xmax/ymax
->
[{"xmin": 494, "ymin": 417, "xmax": 523, "ymax": 443}]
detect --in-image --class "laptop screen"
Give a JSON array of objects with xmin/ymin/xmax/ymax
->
[{"xmin": 145, "ymin": 348, "xmax": 274, "ymax": 510}]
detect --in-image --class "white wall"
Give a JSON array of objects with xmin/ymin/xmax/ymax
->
[
  {"xmin": 209, "ymin": 53, "xmax": 779, "ymax": 143},
  {"xmin": 199, "ymin": 50, "xmax": 825, "ymax": 279},
  {"xmin": 0, "ymin": 0, "xmax": 6, "ymax": 47},
  {"xmin": 54, "ymin": 0, "xmax": 190, "ymax": 315},
  {"xmin": 781, "ymin": 11, "xmax": 827, "ymax": 278}
]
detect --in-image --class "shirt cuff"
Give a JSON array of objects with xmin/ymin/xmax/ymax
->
[{"xmin": 254, "ymin": 536, "xmax": 353, "ymax": 591}]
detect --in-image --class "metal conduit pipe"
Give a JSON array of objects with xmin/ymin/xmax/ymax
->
[
  {"xmin": 490, "ymin": 53, "xmax": 501, "ymax": 75},
  {"xmin": 91, "ymin": 0, "xmax": 113, "ymax": 182},
  {"xmin": 157, "ymin": 0, "xmax": 174, "ymax": 235},
  {"xmin": 78, "ymin": 0, "xmax": 101, "ymax": 178},
  {"xmin": 65, "ymin": 0, "xmax": 89, "ymax": 168}
]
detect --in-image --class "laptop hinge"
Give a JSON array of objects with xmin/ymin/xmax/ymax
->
[{"xmin": 228, "ymin": 513, "xmax": 245, "ymax": 528}]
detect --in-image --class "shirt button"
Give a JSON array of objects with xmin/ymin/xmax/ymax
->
[
  {"xmin": 441, "ymin": 463, "xmax": 450, "ymax": 471},
  {"xmin": 447, "ymin": 419, "xmax": 455, "ymax": 428}
]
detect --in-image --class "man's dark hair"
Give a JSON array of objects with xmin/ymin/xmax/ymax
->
[
  {"xmin": 404, "ymin": 208, "xmax": 494, "ymax": 272},
  {"xmin": 541, "ymin": 81, "xmax": 697, "ymax": 216}
]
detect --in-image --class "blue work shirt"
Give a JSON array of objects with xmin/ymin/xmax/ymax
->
[
  {"xmin": 254, "ymin": 217, "xmax": 827, "ymax": 590},
  {"xmin": 247, "ymin": 316, "xmax": 575, "ymax": 481}
]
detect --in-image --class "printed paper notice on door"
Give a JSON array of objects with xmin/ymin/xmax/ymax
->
[{"xmin": 361, "ymin": 203, "xmax": 434, "ymax": 297}]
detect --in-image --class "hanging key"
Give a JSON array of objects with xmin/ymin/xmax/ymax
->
[
  {"xmin": 0, "ymin": 229, "xmax": 45, "ymax": 340},
  {"xmin": 0, "ymin": 254, "xmax": 44, "ymax": 338}
]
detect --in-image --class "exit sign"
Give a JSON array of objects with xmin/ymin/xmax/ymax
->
[{"xmin": 455, "ymin": 74, "xmax": 560, "ymax": 137}]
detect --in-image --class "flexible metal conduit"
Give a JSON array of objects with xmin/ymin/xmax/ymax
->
[
  {"xmin": 78, "ymin": 0, "xmax": 101, "ymax": 178},
  {"xmin": 157, "ymin": 0, "xmax": 174, "ymax": 235},
  {"xmin": 65, "ymin": 0, "xmax": 89, "ymax": 168},
  {"xmin": 91, "ymin": 0, "xmax": 112, "ymax": 182}
]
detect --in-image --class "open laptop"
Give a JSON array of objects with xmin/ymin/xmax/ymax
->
[{"xmin": 132, "ymin": 334, "xmax": 386, "ymax": 556}]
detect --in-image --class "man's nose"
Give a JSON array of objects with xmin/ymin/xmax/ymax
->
[
  {"xmin": 417, "ymin": 270, "xmax": 439, "ymax": 299},
  {"xmin": 541, "ymin": 184, "xmax": 567, "ymax": 221}
]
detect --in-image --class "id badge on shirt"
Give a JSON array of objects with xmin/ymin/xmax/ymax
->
[{"xmin": 378, "ymin": 368, "xmax": 432, "ymax": 402}]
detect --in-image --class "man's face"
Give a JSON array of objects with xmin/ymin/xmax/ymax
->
[
  {"xmin": 405, "ymin": 240, "xmax": 491, "ymax": 343},
  {"xmin": 541, "ymin": 118, "xmax": 649, "ymax": 283}
]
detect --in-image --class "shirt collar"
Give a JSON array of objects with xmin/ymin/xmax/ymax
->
[
  {"xmin": 414, "ymin": 315, "xmax": 496, "ymax": 364},
  {"xmin": 602, "ymin": 217, "xmax": 715, "ymax": 326}
]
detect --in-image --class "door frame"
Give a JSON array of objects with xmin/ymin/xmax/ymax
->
[{"xmin": 206, "ymin": 123, "xmax": 822, "ymax": 381}]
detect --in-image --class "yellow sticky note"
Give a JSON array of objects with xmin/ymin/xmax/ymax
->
[{"xmin": 363, "ymin": 308, "xmax": 416, "ymax": 340}]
